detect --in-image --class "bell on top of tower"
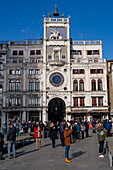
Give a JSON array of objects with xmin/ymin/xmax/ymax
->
[{"xmin": 53, "ymin": 4, "xmax": 59, "ymax": 17}]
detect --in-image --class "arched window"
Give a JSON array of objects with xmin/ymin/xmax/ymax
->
[
  {"xmin": 35, "ymin": 80, "xmax": 40, "ymax": 91},
  {"xmin": 29, "ymin": 80, "xmax": 34, "ymax": 91},
  {"xmin": 92, "ymin": 79, "xmax": 96, "ymax": 91},
  {"xmin": 0, "ymin": 84, "xmax": 2, "ymax": 99},
  {"xmin": 73, "ymin": 80, "xmax": 78, "ymax": 91},
  {"xmin": 15, "ymin": 80, "xmax": 20, "ymax": 91},
  {"xmin": 98, "ymin": 79, "xmax": 102, "ymax": 91},
  {"xmin": 9, "ymin": 80, "xmax": 14, "ymax": 91},
  {"xmin": 80, "ymin": 79, "xmax": 84, "ymax": 91}
]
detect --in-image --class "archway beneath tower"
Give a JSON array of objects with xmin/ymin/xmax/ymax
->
[{"xmin": 48, "ymin": 98, "xmax": 66, "ymax": 123}]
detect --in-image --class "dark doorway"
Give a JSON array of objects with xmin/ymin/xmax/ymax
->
[{"xmin": 48, "ymin": 98, "xmax": 65, "ymax": 122}]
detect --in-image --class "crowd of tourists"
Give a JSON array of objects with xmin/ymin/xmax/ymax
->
[{"xmin": 0, "ymin": 118, "xmax": 113, "ymax": 162}]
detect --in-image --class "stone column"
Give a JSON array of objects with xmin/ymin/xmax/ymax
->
[
  {"xmin": 27, "ymin": 111, "xmax": 29, "ymax": 122},
  {"xmin": 1, "ymin": 111, "xmax": 5, "ymax": 130},
  {"xmin": 22, "ymin": 111, "xmax": 26, "ymax": 121},
  {"xmin": 42, "ymin": 108, "xmax": 47, "ymax": 123},
  {"xmin": 39, "ymin": 111, "xmax": 41, "ymax": 121},
  {"xmin": 42, "ymin": 40, "xmax": 47, "ymax": 123}
]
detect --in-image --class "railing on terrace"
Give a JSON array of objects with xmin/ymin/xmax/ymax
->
[
  {"xmin": 71, "ymin": 58, "xmax": 106, "ymax": 64},
  {"xmin": 72, "ymin": 40, "xmax": 102, "ymax": 45},
  {"xmin": 44, "ymin": 17, "xmax": 70, "ymax": 22},
  {"xmin": 6, "ymin": 58, "xmax": 43, "ymax": 64},
  {"xmin": 9, "ymin": 40, "xmax": 42, "ymax": 45},
  {"xmin": 0, "ymin": 40, "xmax": 42, "ymax": 45}
]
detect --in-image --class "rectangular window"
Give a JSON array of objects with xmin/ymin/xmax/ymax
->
[
  {"xmin": 35, "ymin": 69, "xmax": 40, "ymax": 74},
  {"xmin": 13, "ymin": 60, "xmax": 17, "ymax": 63},
  {"xmin": 15, "ymin": 98, "xmax": 21, "ymax": 106},
  {"xmin": 35, "ymin": 97, "xmax": 40, "ymax": 106},
  {"xmin": 92, "ymin": 97, "xmax": 97, "ymax": 106},
  {"xmin": 87, "ymin": 50, "xmax": 92, "ymax": 55},
  {"xmin": 97, "ymin": 69, "xmax": 103, "ymax": 74},
  {"xmin": 9, "ymin": 98, "xmax": 14, "ymax": 106},
  {"xmin": 77, "ymin": 50, "xmax": 82, "ymax": 55},
  {"xmin": 19, "ymin": 51, "xmax": 23, "ymax": 55},
  {"xmin": 9, "ymin": 69, "xmax": 15, "ymax": 75},
  {"xmin": 80, "ymin": 69, "xmax": 84, "ymax": 74},
  {"xmin": 71, "ymin": 50, "xmax": 76, "ymax": 55},
  {"xmin": 94, "ymin": 50, "xmax": 99, "ymax": 55},
  {"xmin": 73, "ymin": 69, "xmax": 78, "ymax": 74},
  {"xmin": 30, "ymin": 50, "xmax": 35, "ymax": 55},
  {"xmin": 13, "ymin": 51, "xmax": 17, "ymax": 55},
  {"xmin": 29, "ymin": 69, "xmax": 34, "ymax": 74},
  {"xmin": 19, "ymin": 59, "xmax": 23, "ymax": 63},
  {"xmin": 29, "ymin": 98, "xmax": 34, "ymax": 105},
  {"xmin": 98, "ymin": 97, "xmax": 103, "ymax": 106},
  {"xmin": 15, "ymin": 69, "xmax": 21, "ymax": 75},
  {"xmin": 73, "ymin": 97, "xmax": 78, "ymax": 106},
  {"xmin": 36, "ymin": 50, "xmax": 41, "ymax": 55},
  {"xmin": 90, "ymin": 69, "xmax": 96, "ymax": 74}
]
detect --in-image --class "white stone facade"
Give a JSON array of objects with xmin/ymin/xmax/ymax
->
[{"xmin": 0, "ymin": 10, "xmax": 109, "ymax": 127}]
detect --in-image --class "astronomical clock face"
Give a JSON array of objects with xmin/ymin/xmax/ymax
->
[{"xmin": 49, "ymin": 72, "xmax": 64, "ymax": 87}]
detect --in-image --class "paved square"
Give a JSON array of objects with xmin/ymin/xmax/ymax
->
[{"xmin": 0, "ymin": 131, "xmax": 112, "ymax": 170}]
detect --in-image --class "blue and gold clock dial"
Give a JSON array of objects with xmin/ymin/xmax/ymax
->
[{"xmin": 49, "ymin": 72, "xmax": 64, "ymax": 87}]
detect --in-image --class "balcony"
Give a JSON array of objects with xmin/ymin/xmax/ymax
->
[
  {"xmin": 28, "ymin": 104, "xmax": 40, "ymax": 107},
  {"xmin": 49, "ymin": 60, "xmax": 65, "ymax": 66},
  {"xmin": 43, "ymin": 17, "xmax": 70, "ymax": 23},
  {"xmin": 72, "ymin": 40, "xmax": 102, "ymax": 45}
]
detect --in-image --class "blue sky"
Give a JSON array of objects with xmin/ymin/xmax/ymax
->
[{"xmin": 0, "ymin": 0, "xmax": 113, "ymax": 59}]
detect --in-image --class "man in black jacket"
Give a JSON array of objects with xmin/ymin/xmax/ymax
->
[
  {"xmin": 0, "ymin": 130, "xmax": 5, "ymax": 160},
  {"xmin": 7, "ymin": 124, "xmax": 16, "ymax": 159}
]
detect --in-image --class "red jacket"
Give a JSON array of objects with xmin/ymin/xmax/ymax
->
[{"xmin": 34, "ymin": 126, "xmax": 42, "ymax": 138}]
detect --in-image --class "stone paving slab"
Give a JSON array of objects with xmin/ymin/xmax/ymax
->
[{"xmin": 0, "ymin": 131, "xmax": 112, "ymax": 170}]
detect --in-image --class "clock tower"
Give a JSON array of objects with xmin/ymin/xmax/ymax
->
[{"xmin": 42, "ymin": 5, "xmax": 71, "ymax": 122}]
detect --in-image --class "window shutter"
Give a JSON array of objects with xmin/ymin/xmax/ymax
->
[{"xmin": 97, "ymin": 50, "xmax": 99, "ymax": 55}]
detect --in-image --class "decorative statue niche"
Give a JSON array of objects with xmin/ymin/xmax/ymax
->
[{"xmin": 54, "ymin": 51, "xmax": 59, "ymax": 61}]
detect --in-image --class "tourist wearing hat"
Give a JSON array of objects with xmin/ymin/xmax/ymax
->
[{"xmin": 34, "ymin": 122, "xmax": 42, "ymax": 150}]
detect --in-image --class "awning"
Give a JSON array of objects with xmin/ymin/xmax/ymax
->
[{"xmin": 67, "ymin": 110, "xmax": 108, "ymax": 114}]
